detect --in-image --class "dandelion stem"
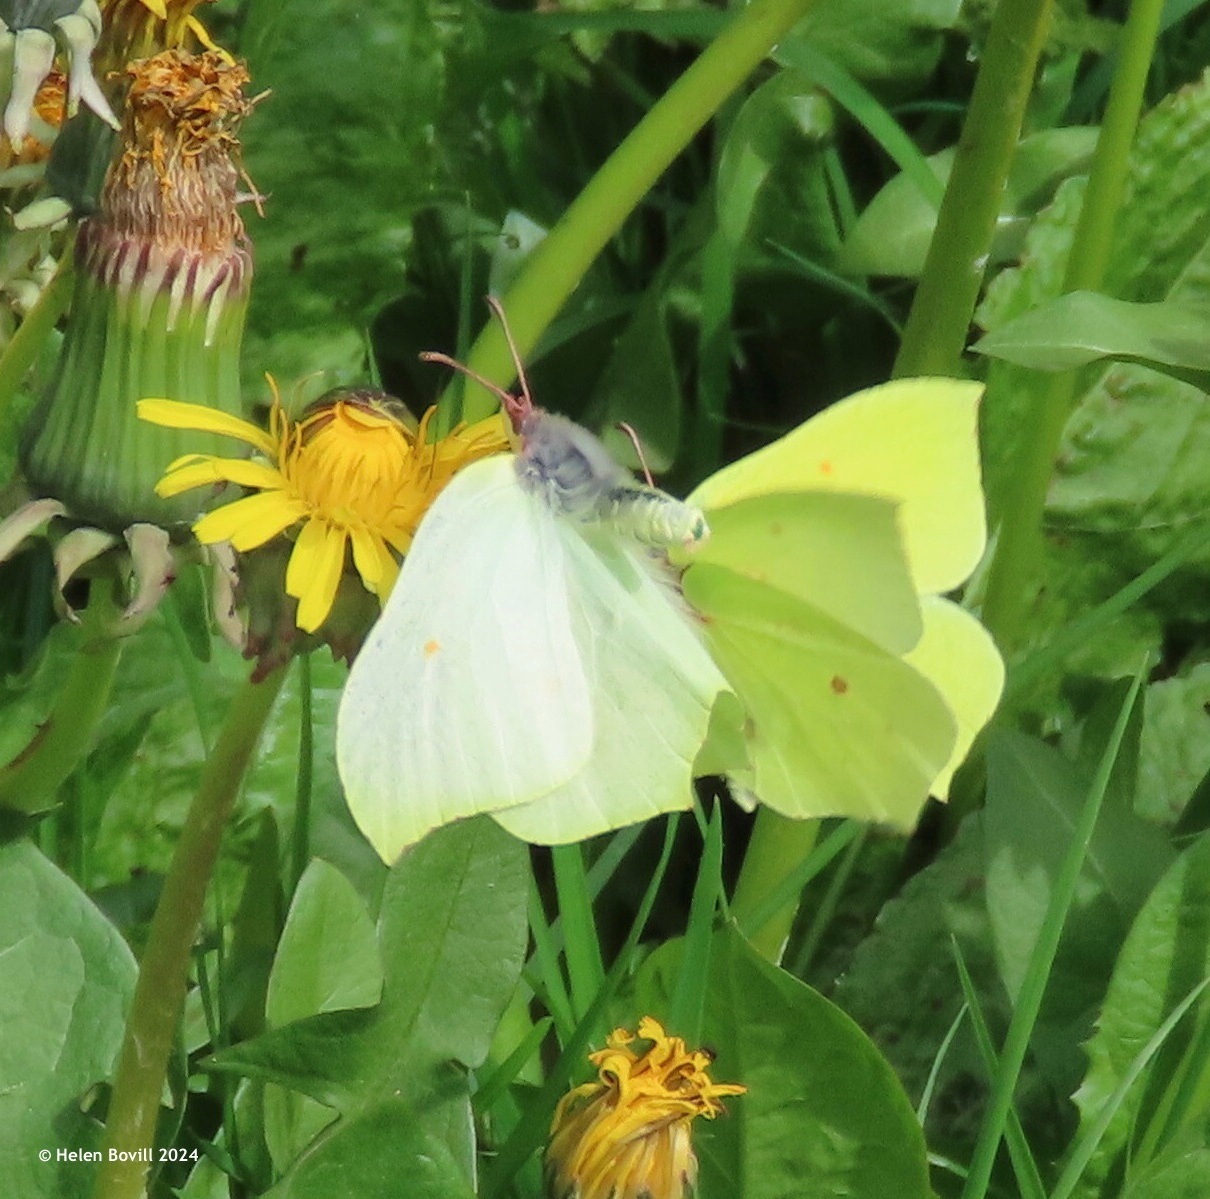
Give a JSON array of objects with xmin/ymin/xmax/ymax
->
[
  {"xmin": 91, "ymin": 666, "xmax": 286, "ymax": 1199},
  {"xmin": 892, "ymin": 0, "xmax": 1055, "ymax": 380},
  {"xmin": 436, "ymin": 0, "xmax": 822, "ymax": 431},
  {"xmin": 981, "ymin": 0, "xmax": 1167, "ymax": 650}
]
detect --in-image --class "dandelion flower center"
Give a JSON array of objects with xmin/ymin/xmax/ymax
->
[{"xmin": 288, "ymin": 400, "xmax": 418, "ymax": 531}]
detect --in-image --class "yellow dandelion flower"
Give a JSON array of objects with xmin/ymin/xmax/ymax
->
[
  {"xmin": 138, "ymin": 382, "xmax": 510, "ymax": 633},
  {"xmin": 546, "ymin": 1016, "xmax": 745, "ymax": 1199}
]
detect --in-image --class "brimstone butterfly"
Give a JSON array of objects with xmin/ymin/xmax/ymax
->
[
  {"xmin": 675, "ymin": 378, "xmax": 1004, "ymax": 829},
  {"xmin": 336, "ymin": 301, "xmax": 729, "ymax": 862}
]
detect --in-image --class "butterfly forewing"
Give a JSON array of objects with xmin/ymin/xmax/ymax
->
[{"xmin": 337, "ymin": 455, "xmax": 594, "ymax": 862}]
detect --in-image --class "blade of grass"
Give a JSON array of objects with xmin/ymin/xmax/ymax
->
[
  {"xmin": 473, "ymin": 1016, "xmax": 556, "ymax": 1116},
  {"xmin": 527, "ymin": 880, "xmax": 576, "ymax": 1046},
  {"xmin": 917, "ymin": 1003, "xmax": 970, "ymax": 1128},
  {"xmin": 959, "ymin": 665, "xmax": 1147, "ymax": 1199},
  {"xmin": 790, "ymin": 825, "xmax": 869, "ymax": 977},
  {"xmin": 951, "ymin": 939, "xmax": 1047, "ymax": 1199},
  {"xmin": 735, "ymin": 818, "xmax": 861, "ymax": 949},
  {"xmin": 551, "ymin": 843, "xmax": 607, "ymax": 1023},
  {"xmin": 667, "ymin": 803, "xmax": 724, "ymax": 1043}
]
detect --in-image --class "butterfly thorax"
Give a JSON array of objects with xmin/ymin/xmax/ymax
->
[{"xmin": 516, "ymin": 410, "xmax": 708, "ymax": 550}]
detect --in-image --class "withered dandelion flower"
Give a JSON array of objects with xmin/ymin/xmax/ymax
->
[{"xmin": 546, "ymin": 1017, "xmax": 745, "ymax": 1199}]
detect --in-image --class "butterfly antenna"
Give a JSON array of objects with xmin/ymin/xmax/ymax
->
[
  {"xmin": 617, "ymin": 421, "xmax": 656, "ymax": 486},
  {"xmin": 419, "ymin": 351, "xmax": 519, "ymax": 412},
  {"xmin": 485, "ymin": 295, "xmax": 535, "ymax": 422}
]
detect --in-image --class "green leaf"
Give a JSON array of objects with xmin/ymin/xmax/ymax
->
[
  {"xmin": 0, "ymin": 840, "xmax": 136, "ymax": 1199},
  {"xmin": 1138, "ymin": 664, "xmax": 1210, "ymax": 825},
  {"xmin": 263, "ymin": 858, "xmax": 383, "ymax": 1174},
  {"xmin": 1071, "ymin": 834, "xmax": 1210, "ymax": 1197},
  {"xmin": 974, "ymin": 291, "xmax": 1210, "ymax": 386},
  {"xmin": 982, "ymin": 712, "xmax": 1172, "ymax": 1095},
  {"xmin": 263, "ymin": 1096, "xmax": 477, "ymax": 1199},
  {"xmin": 845, "ymin": 128, "xmax": 1098, "ymax": 277},
  {"xmin": 237, "ymin": 0, "xmax": 450, "ymax": 384},
  {"xmin": 1120, "ymin": 1146, "xmax": 1210, "ymax": 1199},
  {"xmin": 697, "ymin": 924, "xmax": 931, "ymax": 1199},
  {"xmin": 978, "ymin": 74, "xmax": 1210, "ymax": 631},
  {"xmin": 782, "ymin": 0, "xmax": 961, "ymax": 88},
  {"xmin": 209, "ymin": 820, "xmax": 527, "ymax": 1183}
]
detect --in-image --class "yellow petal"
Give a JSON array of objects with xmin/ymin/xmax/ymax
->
[
  {"xmin": 348, "ymin": 526, "xmax": 399, "ymax": 599},
  {"xmin": 156, "ymin": 456, "xmax": 284, "ymax": 497},
  {"xmin": 194, "ymin": 490, "xmax": 307, "ymax": 550},
  {"xmin": 186, "ymin": 15, "xmax": 222, "ymax": 53},
  {"xmin": 138, "ymin": 398, "xmax": 276, "ymax": 457},
  {"xmin": 139, "ymin": 0, "xmax": 168, "ymax": 17},
  {"xmin": 287, "ymin": 519, "xmax": 348, "ymax": 632},
  {"xmin": 905, "ymin": 595, "xmax": 1005, "ymax": 798}
]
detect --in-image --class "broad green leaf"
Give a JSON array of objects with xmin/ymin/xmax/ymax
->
[
  {"xmin": 983, "ymin": 716, "xmax": 1171, "ymax": 1094},
  {"xmin": 832, "ymin": 816, "xmax": 1007, "ymax": 1146},
  {"xmin": 209, "ymin": 820, "xmax": 527, "ymax": 1184},
  {"xmin": 263, "ymin": 859, "xmax": 383, "ymax": 1175},
  {"xmin": 845, "ymin": 128, "xmax": 1097, "ymax": 277},
  {"xmin": 697, "ymin": 924, "xmax": 930, "ymax": 1199},
  {"xmin": 1071, "ymin": 834, "xmax": 1210, "ymax": 1198},
  {"xmin": 0, "ymin": 840, "xmax": 135, "ymax": 1199},
  {"xmin": 263, "ymin": 1096, "xmax": 477, "ymax": 1199},
  {"xmin": 975, "ymin": 291, "xmax": 1210, "ymax": 385},
  {"xmin": 266, "ymin": 859, "xmax": 382, "ymax": 1027}
]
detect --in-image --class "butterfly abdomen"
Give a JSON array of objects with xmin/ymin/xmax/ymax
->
[
  {"xmin": 597, "ymin": 484, "xmax": 709, "ymax": 549},
  {"xmin": 517, "ymin": 409, "xmax": 708, "ymax": 549}
]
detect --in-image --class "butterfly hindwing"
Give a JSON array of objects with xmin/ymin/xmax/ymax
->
[
  {"xmin": 496, "ymin": 527, "xmax": 727, "ymax": 843},
  {"xmin": 684, "ymin": 563, "xmax": 956, "ymax": 828}
]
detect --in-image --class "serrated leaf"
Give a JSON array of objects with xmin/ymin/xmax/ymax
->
[
  {"xmin": 1071, "ymin": 834, "xmax": 1210, "ymax": 1198},
  {"xmin": 978, "ymin": 72, "xmax": 1210, "ymax": 631},
  {"xmin": 697, "ymin": 924, "xmax": 931, "ymax": 1199},
  {"xmin": 0, "ymin": 840, "xmax": 136, "ymax": 1199}
]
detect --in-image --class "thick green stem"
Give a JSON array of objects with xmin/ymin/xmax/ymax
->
[
  {"xmin": 893, "ymin": 0, "xmax": 1055, "ymax": 379},
  {"xmin": 731, "ymin": 810, "xmax": 819, "ymax": 962},
  {"xmin": 92, "ymin": 667, "xmax": 286, "ymax": 1199},
  {"xmin": 981, "ymin": 0, "xmax": 1167, "ymax": 650},
  {"xmin": 0, "ymin": 591, "xmax": 122, "ymax": 813},
  {"xmin": 437, "ymin": 0, "xmax": 821, "ymax": 431}
]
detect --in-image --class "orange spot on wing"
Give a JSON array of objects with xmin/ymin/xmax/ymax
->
[
  {"xmin": 830, "ymin": 675, "xmax": 849, "ymax": 695},
  {"xmin": 423, "ymin": 639, "xmax": 441, "ymax": 658},
  {"xmin": 819, "ymin": 460, "xmax": 834, "ymax": 476}
]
